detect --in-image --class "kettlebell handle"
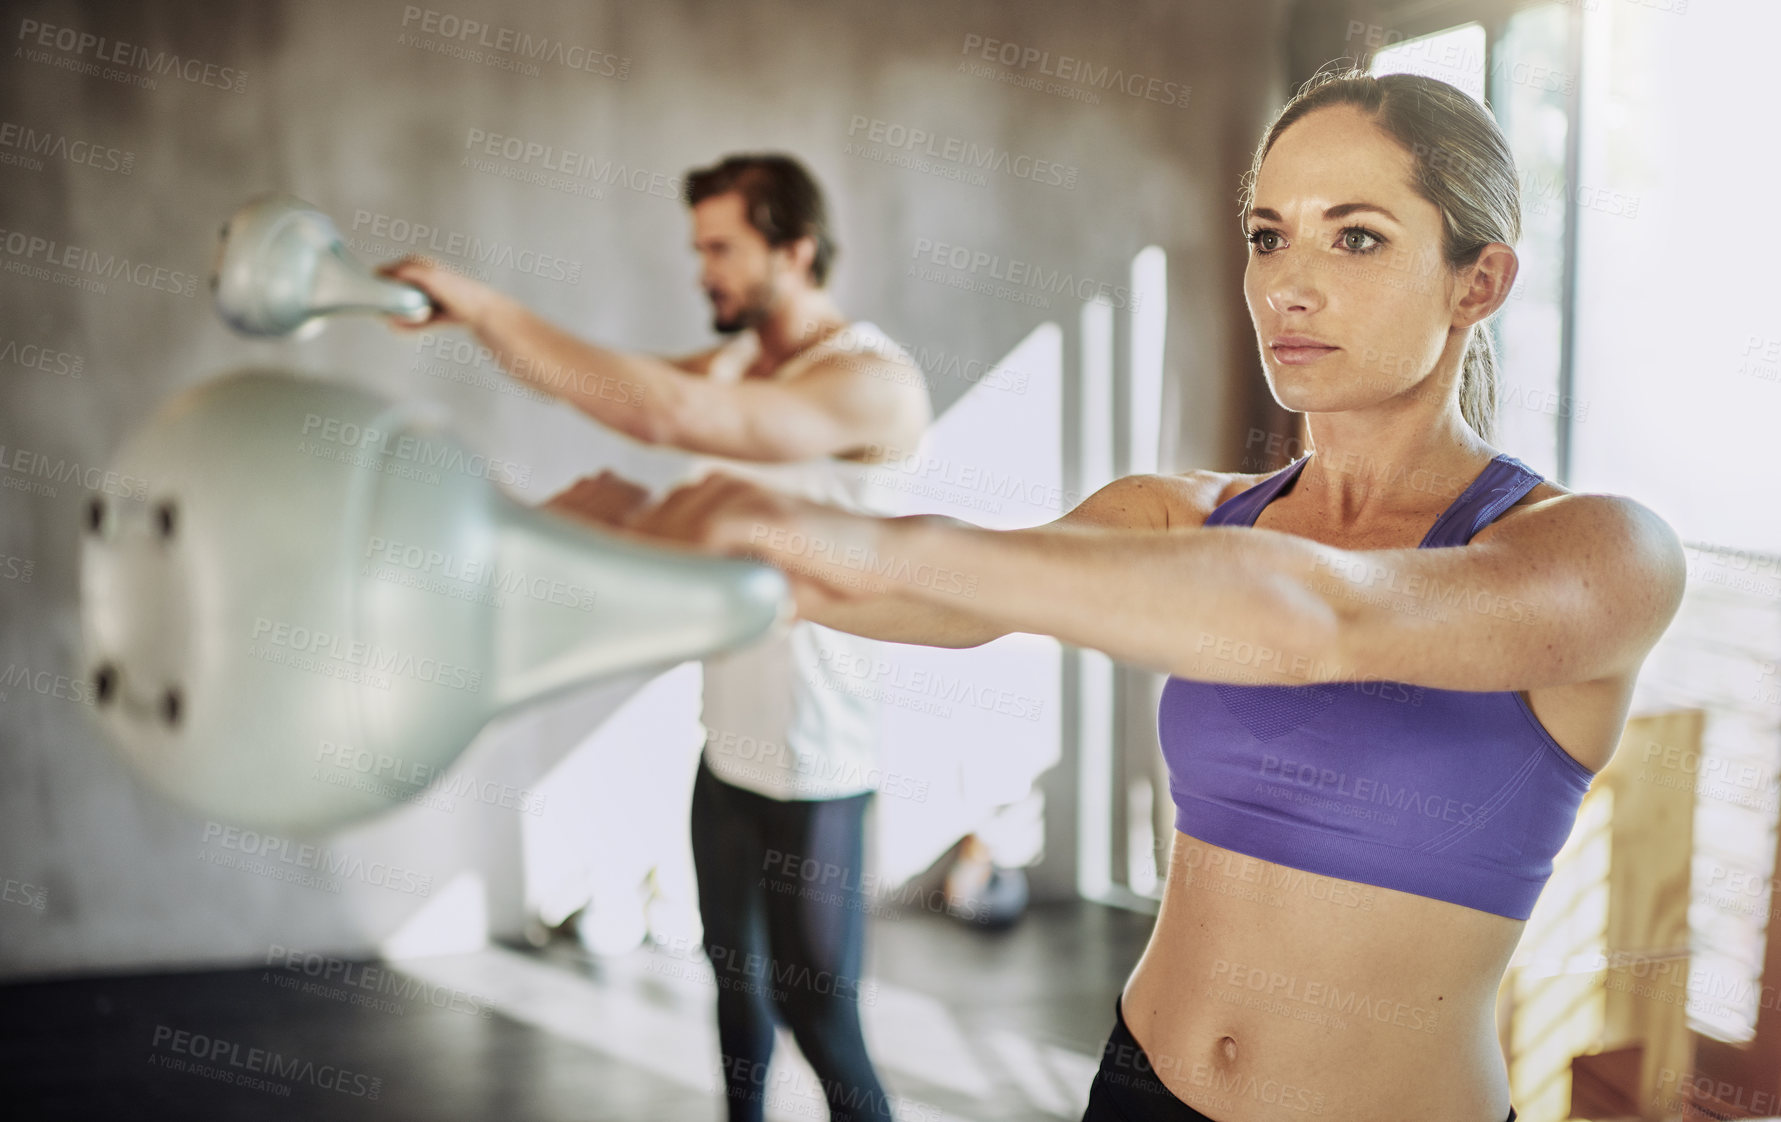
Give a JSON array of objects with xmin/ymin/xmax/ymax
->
[{"xmin": 211, "ymin": 193, "xmax": 437, "ymax": 337}]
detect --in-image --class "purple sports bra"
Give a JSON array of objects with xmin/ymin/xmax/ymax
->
[{"xmin": 1157, "ymin": 452, "xmax": 1596, "ymax": 920}]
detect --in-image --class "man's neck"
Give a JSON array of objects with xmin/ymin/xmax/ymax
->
[{"xmin": 754, "ymin": 290, "xmax": 847, "ymax": 369}]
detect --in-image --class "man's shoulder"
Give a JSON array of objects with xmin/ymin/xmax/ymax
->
[
  {"xmin": 816, "ymin": 321, "xmax": 915, "ymax": 369},
  {"xmin": 675, "ymin": 332, "xmax": 755, "ymax": 378},
  {"xmin": 789, "ymin": 322, "xmax": 925, "ymax": 394}
]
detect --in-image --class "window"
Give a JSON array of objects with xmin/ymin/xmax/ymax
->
[
  {"xmin": 1372, "ymin": 0, "xmax": 1781, "ymax": 1048},
  {"xmin": 1370, "ymin": 21, "xmax": 1487, "ymax": 102}
]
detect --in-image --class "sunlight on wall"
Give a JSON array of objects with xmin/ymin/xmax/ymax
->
[
  {"xmin": 1370, "ymin": 22, "xmax": 1487, "ymax": 103},
  {"xmin": 379, "ymin": 871, "xmax": 490, "ymax": 959},
  {"xmin": 872, "ymin": 321, "xmax": 1065, "ymax": 886}
]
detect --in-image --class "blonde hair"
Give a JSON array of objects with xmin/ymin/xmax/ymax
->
[{"xmin": 1239, "ymin": 66, "xmax": 1522, "ymax": 442}]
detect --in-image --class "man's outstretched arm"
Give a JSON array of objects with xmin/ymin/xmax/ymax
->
[{"xmin": 383, "ymin": 259, "xmax": 926, "ymax": 463}]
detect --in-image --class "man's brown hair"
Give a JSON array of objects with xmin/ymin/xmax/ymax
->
[{"xmin": 684, "ymin": 153, "xmax": 837, "ymax": 287}]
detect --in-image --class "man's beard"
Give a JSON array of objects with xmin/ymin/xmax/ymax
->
[{"xmin": 711, "ymin": 278, "xmax": 774, "ymax": 335}]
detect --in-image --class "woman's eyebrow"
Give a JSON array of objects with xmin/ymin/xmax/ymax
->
[{"xmin": 1249, "ymin": 202, "xmax": 1401, "ymax": 223}]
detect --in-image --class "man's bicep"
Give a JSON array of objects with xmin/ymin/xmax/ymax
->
[{"xmin": 728, "ymin": 362, "xmax": 920, "ymax": 460}]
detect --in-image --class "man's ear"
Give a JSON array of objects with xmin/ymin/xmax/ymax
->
[{"xmin": 780, "ymin": 235, "xmax": 819, "ymax": 286}]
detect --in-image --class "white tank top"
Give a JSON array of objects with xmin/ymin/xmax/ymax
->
[{"xmin": 687, "ymin": 322, "xmax": 921, "ymax": 800}]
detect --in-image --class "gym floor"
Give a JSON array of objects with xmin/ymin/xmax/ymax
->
[{"xmin": 0, "ymin": 899, "xmax": 1152, "ymax": 1121}]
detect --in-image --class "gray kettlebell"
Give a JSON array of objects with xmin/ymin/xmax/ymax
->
[{"xmin": 211, "ymin": 193, "xmax": 434, "ymax": 337}]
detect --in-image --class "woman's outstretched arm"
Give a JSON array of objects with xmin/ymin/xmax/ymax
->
[
  {"xmin": 786, "ymin": 514, "xmax": 1008, "ymax": 648},
  {"xmin": 612, "ymin": 469, "xmax": 1194, "ymax": 649},
  {"xmin": 632, "ymin": 471, "xmax": 1686, "ymax": 694}
]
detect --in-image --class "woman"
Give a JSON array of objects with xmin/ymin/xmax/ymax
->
[{"xmin": 569, "ymin": 69, "xmax": 1686, "ymax": 1122}]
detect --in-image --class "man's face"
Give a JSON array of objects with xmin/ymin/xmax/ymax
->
[{"xmin": 691, "ymin": 193, "xmax": 780, "ymax": 334}]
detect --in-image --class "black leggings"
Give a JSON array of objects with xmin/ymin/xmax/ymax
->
[
  {"xmin": 1083, "ymin": 996, "xmax": 1516, "ymax": 1121},
  {"xmin": 690, "ymin": 756, "xmax": 894, "ymax": 1122}
]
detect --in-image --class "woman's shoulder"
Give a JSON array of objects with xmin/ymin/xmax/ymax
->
[
  {"xmin": 1181, "ymin": 465, "xmax": 1289, "ymax": 516},
  {"xmin": 1088, "ymin": 466, "xmax": 1289, "ymax": 529},
  {"xmin": 1474, "ymin": 471, "xmax": 1685, "ymax": 626},
  {"xmin": 1062, "ymin": 470, "xmax": 1238, "ymax": 531},
  {"xmin": 1481, "ymin": 476, "xmax": 1674, "ymax": 555},
  {"xmin": 1140, "ymin": 468, "xmax": 1259, "ymax": 528}
]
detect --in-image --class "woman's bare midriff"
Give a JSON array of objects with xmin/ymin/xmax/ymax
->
[{"xmin": 1119, "ymin": 830, "xmax": 1523, "ymax": 1122}]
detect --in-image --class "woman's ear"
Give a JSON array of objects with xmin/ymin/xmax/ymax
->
[{"xmin": 1453, "ymin": 242, "xmax": 1519, "ymax": 327}]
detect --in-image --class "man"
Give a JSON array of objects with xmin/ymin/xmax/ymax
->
[{"xmin": 386, "ymin": 154, "xmax": 928, "ymax": 1122}]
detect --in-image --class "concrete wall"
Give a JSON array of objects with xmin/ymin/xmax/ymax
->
[{"xmin": 0, "ymin": 0, "xmax": 1291, "ymax": 977}]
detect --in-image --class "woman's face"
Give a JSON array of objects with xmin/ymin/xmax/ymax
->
[{"xmin": 1243, "ymin": 105, "xmax": 1467, "ymax": 417}]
